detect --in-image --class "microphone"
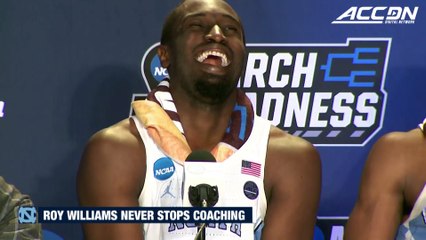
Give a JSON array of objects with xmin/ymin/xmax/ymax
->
[
  {"xmin": 188, "ymin": 184, "xmax": 219, "ymax": 207},
  {"xmin": 185, "ymin": 150, "xmax": 216, "ymax": 162},
  {"xmin": 185, "ymin": 151, "xmax": 219, "ymax": 240}
]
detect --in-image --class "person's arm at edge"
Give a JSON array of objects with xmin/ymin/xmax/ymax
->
[
  {"xmin": 262, "ymin": 126, "xmax": 322, "ymax": 240},
  {"xmin": 0, "ymin": 176, "xmax": 42, "ymax": 239},
  {"xmin": 76, "ymin": 119, "xmax": 145, "ymax": 240},
  {"xmin": 344, "ymin": 132, "xmax": 406, "ymax": 239}
]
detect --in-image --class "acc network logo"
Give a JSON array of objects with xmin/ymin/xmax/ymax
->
[
  {"xmin": 137, "ymin": 38, "xmax": 390, "ymax": 146},
  {"xmin": 332, "ymin": 6, "xmax": 419, "ymax": 24}
]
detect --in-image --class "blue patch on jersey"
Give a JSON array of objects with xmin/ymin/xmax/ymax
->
[
  {"xmin": 243, "ymin": 181, "xmax": 259, "ymax": 200},
  {"xmin": 153, "ymin": 157, "xmax": 175, "ymax": 180},
  {"xmin": 254, "ymin": 221, "xmax": 263, "ymax": 240},
  {"xmin": 396, "ymin": 210, "xmax": 426, "ymax": 239}
]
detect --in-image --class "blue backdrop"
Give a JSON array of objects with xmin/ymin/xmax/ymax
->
[{"xmin": 1, "ymin": 0, "xmax": 425, "ymax": 239}]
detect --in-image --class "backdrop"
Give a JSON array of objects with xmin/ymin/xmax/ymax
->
[{"xmin": 1, "ymin": 0, "xmax": 425, "ymax": 239}]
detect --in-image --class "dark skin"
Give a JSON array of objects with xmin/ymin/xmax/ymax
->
[
  {"xmin": 77, "ymin": 0, "xmax": 321, "ymax": 239},
  {"xmin": 345, "ymin": 127, "xmax": 426, "ymax": 239}
]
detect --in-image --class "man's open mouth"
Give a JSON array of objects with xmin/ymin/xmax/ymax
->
[{"xmin": 196, "ymin": 50, "xmax": 230, "ymax": 67}]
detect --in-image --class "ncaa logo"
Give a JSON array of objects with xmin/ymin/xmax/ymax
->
[
  {"xmin": 153, "ymin": 157, "xmax": 175, "ymax": 180},
  {"xmin": 137, "ymin": 38, "xmax": 390, "ymax": 146},
  {"xmin": 140, "ymin": 44, "xmax": 169, "ymax": 92}
]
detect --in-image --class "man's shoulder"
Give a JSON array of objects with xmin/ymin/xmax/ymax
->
[
  {"xmin": 364, "ymin": 128, "xmax": 425, "ymax": 178},
  {"xmin": 266, "ymin": 125, "xmax": 320, "ymax": 167},
  {"xmin": 263, "ymin": 126, "xmax": 321, "ymax": 205},
  {"xmin": 268, "ymin": 126, "xmax": 317, "ymax": 154},
  {"xmin": 77, "ymin": 118, "xmax": 146, "ymax": 211},
  {"xmin": 89, "ymin": 118, "xmax": 140, "ymax": 145},
  {"xmin": 83, "ymin": 118, "xmax": 144, "ymax": 161},
  {"xmin": 372, "ymin": 128, "xmax": 424, "ymax": 156}
]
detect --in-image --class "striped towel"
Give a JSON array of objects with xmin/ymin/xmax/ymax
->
[{"xmin": 132, "ymin": 79, "xmax": 254, "ymax": 162}]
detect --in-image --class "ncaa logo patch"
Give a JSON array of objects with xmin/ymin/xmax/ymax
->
[
  {"xmin": 243, "ymin": 181, "xmax": 259, "ymax": 200},
  {"xmin": 135, "ymin": 38, "xmax": 390, "ymax": 146},
  {"xmin": 153, "ymin": 157, "xmax": 175, "ymax": 181}
]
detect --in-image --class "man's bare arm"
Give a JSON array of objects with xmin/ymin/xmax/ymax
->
[
  {"xmin": 77, "ymin": 119, "xmax": 146, "ymax": 240},
  {"xmin": 262, "ymin": 127, "xmax": 322, "ymax": 239},
  {"xmin": 345, "ymin": 133, "xmax": 406, "ymax": 239}
]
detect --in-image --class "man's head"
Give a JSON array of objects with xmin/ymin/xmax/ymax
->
[
  {"xmin": 160, "ymin": 0, "xmax": 245, "ymax": 45},
  {"xmin": 157, "ymin": 0, "xmax": 247, "ymax": 105}
]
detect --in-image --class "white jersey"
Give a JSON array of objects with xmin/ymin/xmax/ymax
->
[
  {"xmin": 395, "ymin": 119, "xmax": 426, "ymax": 240},
  {"xmin": 396, "ymin": 185, "xmax": 426, "ymax": 240},
  {"xmin": 419, "ymin": 118, "xmax": 426, "ymax": 132},
  {"xmin": 133, "ymin": 115, "xmax": 270, "ymax": 240}
]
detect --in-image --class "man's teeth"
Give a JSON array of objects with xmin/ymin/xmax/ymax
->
[{"xmin": 196, "ymin": 50, "xmax": 229, "ymax": 67}]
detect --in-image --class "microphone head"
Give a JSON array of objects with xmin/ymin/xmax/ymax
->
[
  {"xmin": 188, "ymin": 184, "xmax": 219, "ymax": 207},
  {"xmin": 185, "ymin": 150, "xmax": 216, "ymax": 162}
]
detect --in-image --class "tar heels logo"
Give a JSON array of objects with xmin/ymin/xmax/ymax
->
[
  {"xmin": 153, "ymin": 157, "xmax": 175, "ymax": 180},
  {"xmin": 18, "ymin": 206, "xmax": 37, "ymax": 224},
  {"xmin": 136, "ymin": 38, "xmax": 390, "ymax": 146}
]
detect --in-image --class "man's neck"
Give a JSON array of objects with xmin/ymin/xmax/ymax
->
[{"xmin": 173, "ymin": 90, "xmax": 237, "ymax": 151}]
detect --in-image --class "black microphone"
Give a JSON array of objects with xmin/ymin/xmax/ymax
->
[
  {"xmin": 185, "ymin": 151, "xmax": 219, "ymax": 240},
  {"xmin": 185, "ymin": 150, "xmax": 216, "ymax": 162}
]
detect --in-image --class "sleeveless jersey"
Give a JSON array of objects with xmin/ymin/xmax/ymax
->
[
  {"xmin": 395, "ymin": 118, "xmax": 426, "ymax": 240},
  {"xmin": 419, "ymin": 118, "xmax": 426, "ymax": 132},
  {"xmin": 133, "ymin": 115, "xmax": 270, "ymax": 240},
  {"xmin": 396, "ymin": 185, "xmax": 426, "ymax": 240}
]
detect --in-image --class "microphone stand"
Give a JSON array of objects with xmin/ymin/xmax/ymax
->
[
  {"xmin": 189, "ymin": 184, "xmax": 219, "ymax": 240},
  {"xmin": 194, "ymin": 199, "xmax": 208, "ymax": 240}
]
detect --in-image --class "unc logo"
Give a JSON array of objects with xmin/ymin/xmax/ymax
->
[
  {"xmin": 153, "ymin": 157, "xmax": 175, "ymax": 180},
  {"xmin": 18, "ymin": 206, "xmax": 37, "ymax": 224}
]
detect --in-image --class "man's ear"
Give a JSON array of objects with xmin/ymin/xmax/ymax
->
[{"xmin": 157, "ymin": 45, "xmax": 170, "ymax": 68}]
